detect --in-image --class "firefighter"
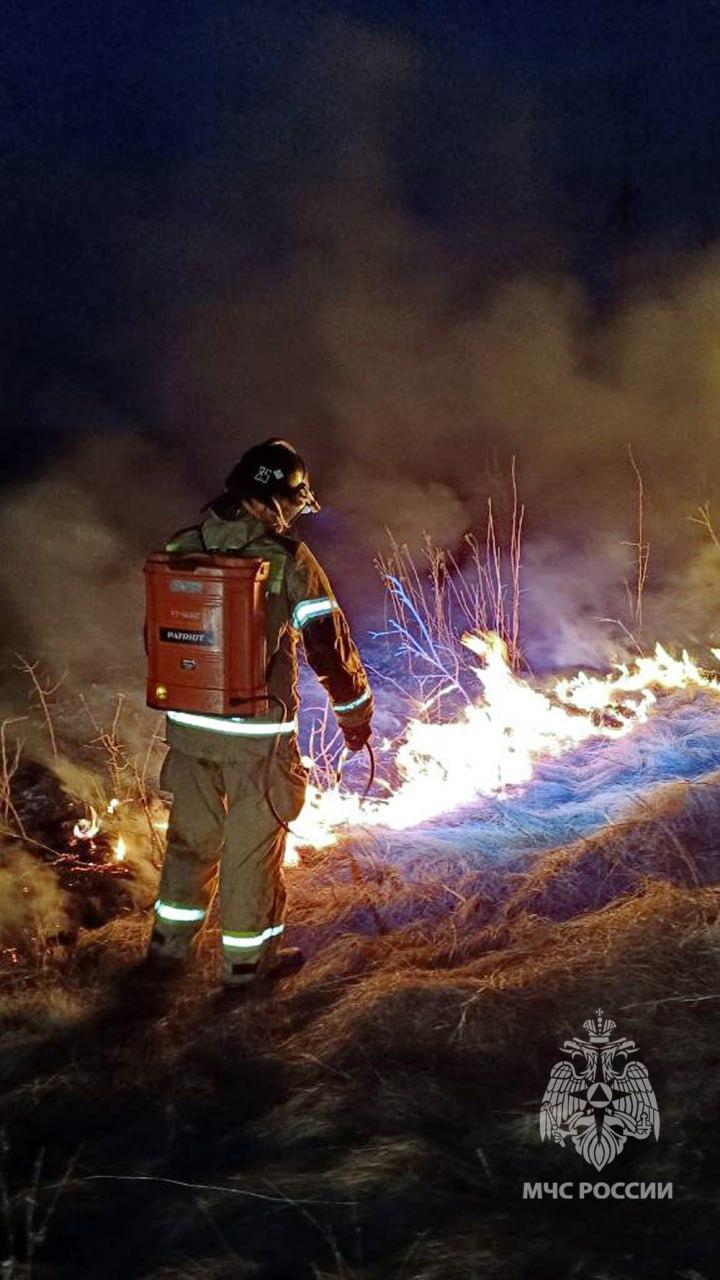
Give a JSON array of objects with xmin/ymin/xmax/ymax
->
[{"xmin": 147, "ymin": 439, "xmax": 373, "ymax": 988}]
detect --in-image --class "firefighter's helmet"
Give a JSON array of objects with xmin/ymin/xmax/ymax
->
[{"xmin": 224, "ymin": 439, "xmax": 320, "ymax": 515}]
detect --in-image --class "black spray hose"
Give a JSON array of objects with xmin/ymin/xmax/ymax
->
[
  {"xmin": 261, "ymin": 697, "xmax": 376, "ymax": 832},
  {"xmin": 229, "ymin": 695, "xmax": 376, "ymax": 836},
  {"xmin": 362, "ymin": 741, "xmax": 376, "ymax": 797},
  {"xmin": 263, "ymin": 695, "xmax": 295, "ymax": 835}
]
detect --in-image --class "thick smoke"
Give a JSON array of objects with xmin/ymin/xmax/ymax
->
[
  {"xmin": 0, "ymin": 433, "xmax": 198, "ymax": 759},
  {"xmin": 0, "ymin": 846, "xmax": 73, "ymax": 948},
  {"xmin": 2, "ymin": 12, "xmax": 720, "ymax": 741}
]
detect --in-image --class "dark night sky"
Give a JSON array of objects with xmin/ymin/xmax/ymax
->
[{"xmin": 4, "ymin": 1, "xmax": 720, "ymax": 222}]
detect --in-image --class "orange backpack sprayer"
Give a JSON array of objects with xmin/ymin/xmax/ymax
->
[
  {"xmin": 144, "ymin": 541, "xmax": 375, "ymax": 821},
  {"xmin": 144, "ymin": 553, "xmax": 270, "ymax": 716}
]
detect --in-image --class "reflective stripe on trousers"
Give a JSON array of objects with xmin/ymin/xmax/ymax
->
[
  {"xmin": 151, "ymin": 738, "xmax": 307, "ymax": 977},
  {"xmin": 221, "ymin": 923, "xmax": 285, "ymax": 983},
  {"xmin": 155, "ymin": 899, "xmax": 206, "ymax": 923}
]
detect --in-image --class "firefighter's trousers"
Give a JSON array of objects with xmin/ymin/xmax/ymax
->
[{"xmin": 151, "ymin": 734, "xmax": 308, "ymax": 984}]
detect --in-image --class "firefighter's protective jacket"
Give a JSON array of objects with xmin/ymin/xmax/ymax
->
[{"xmin": 162, "ymin": 510, "xmax": 373, "ymax": 762}]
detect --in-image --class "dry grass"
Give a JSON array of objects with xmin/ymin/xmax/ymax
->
[
  {"xmin": 371, "ymin": 473, "xmax": 524, "ymax": 724},
  {"xmin": 0, "ymin": 753, "xmax": 718, "ymax": 1279}
]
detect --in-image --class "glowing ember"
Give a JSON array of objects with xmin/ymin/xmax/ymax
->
[
  {"xmin": 114, "ymin": 835, "xmax": 126, "ymax": 862},
  {"xmin": 73, "ymin": 806, "xmax": 100, "ymax": 840},
  {"xmin": 284, "ymin": 632, "xmax": 720, "ymax": 860}
]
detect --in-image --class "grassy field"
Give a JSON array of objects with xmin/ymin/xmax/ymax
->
[{"xmin": 1, "ymin": 694, "xmax": 719, "ymax": 1279}]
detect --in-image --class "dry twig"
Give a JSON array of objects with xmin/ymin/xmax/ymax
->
[
  {"xmin": 13, "ymin": 657, "xmax": 65, "ymax": 763},
  {"xmin": 622, "ymin": 445, "xmax": 650, "ymax": 632}
]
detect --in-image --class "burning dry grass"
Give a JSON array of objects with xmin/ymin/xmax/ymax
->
[{"xmin": 0, "ymin": 741, "xmax": 718, "ymax": 1278}]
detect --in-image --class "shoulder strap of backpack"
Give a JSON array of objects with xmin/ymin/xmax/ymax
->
[{"xmin": 165, "ymin": 524, "xmax": 207, "ymax": 553}]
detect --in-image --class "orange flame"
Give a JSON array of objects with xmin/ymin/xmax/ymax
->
[{"xmin": 283, "ymin": 632, "xmax": 719, "ymax": 861}]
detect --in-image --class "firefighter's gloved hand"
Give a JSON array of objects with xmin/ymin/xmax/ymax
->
[{"xmin": 341, "ymin": 721, "xmax": 372, "ymax": 753}]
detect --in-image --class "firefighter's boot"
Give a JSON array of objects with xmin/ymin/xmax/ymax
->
[
  {"xmin": 220, "ymin": 946, "xmax": 304, "ymax": 995},
  {"xmin": 256, "ymin": 924, "xmax": 304, "ymax": 980},
  {"xmin": 261, "ymin": 946, "xmax": 304, "ymax": 979}
]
